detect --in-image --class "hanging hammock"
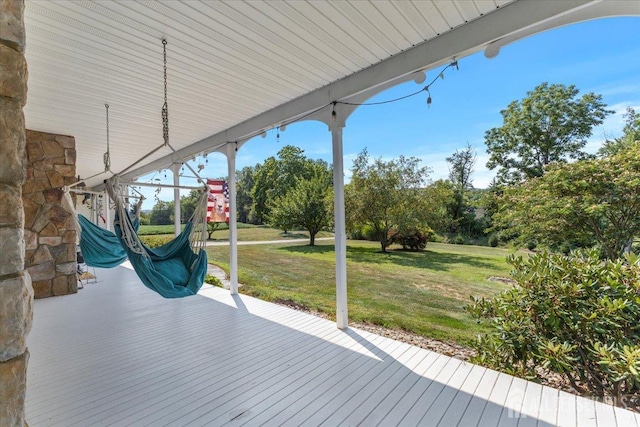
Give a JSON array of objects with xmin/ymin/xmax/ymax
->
[
  {"xmin": 106, "ymin": 177, "xmax": 209, "ymax": 298},
  {"xmin": 63, "ymin": 39, "xmax": 211, "ymax": 298},
  {"xmin": 62, "ymin": 188, "xmax": 142, "ymax": 268},
  {"xmin": 78, "ymin": 214, "xmax": 129, "ymax": 268}
]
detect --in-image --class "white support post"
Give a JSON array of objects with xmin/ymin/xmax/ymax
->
[
  {"xmin": 331, "ymin": 125, "xmax": 348, "ymax": 329},
  {"xmin": 226, "ymin": 143, "xmax": 239, "ymax": 294},
  {"xmin": 171, "ymin": 163, "xmax": 181, "ymax": 237}
]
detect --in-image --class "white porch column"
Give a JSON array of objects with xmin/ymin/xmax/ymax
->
[
  {"xmin": 171, "ymin": 163, "xmax": 181, "ymax": 237},
  {"xmin": 331, "ymin": 124, "xmax": 348, "ymax": 329},
  {"xmin": 226, "ymin": 143, "xmax": 239, "ymax": 294}
]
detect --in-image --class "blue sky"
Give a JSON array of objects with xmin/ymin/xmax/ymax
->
[{"xmin": 139, "ymin": 16, "xmax": 640, "ymax": 209}]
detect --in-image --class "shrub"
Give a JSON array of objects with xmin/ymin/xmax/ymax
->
[
  {"xmin": 204, "ymin": 274, "xmax": 224, "ymax": 288},
  {"xmin": 139, "ymin": 235, "xmax": 173, "ymax": 248},
  {"xmin": 389, "ymin": 226, "xmax": 434, "ymax": 251},
  {"xmin": 361, "ymin": 224, "xmax": 379, "ymax": 241},
  {"xmin": 451, "ymin": 234, "xmax": 465, "ymax": 245},
  {"xmin": 488, "ymin": 234, "xmax": 499, "ymax": 247},
  {"xmin": 526, "ymin": 240, "xmax": 537, "ymax": 251},
  {"xmin": 466, "ymin": 250, "xmax": 640, "ymax": 407}
]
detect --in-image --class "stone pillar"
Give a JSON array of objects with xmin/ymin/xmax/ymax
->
[
  {"xmin": 23, "ymin": 130, "xmax": 77, "ymax": 298},
  {"xmin": 0, "ymin": 1, "xmax": 34, "ymax": 426}
]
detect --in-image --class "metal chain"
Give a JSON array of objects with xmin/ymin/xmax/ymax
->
[
  {"xmin": 103, "ymin": 103, "xmax": 111, "ymax": 172},
  {"xmin": 162, "ymin": 38, "xmax": 169, "ymax": 146}
]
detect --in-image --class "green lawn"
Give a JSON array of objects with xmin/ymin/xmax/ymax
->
[
  {"xmin": 207, "ymin": 240, "xmax": 519, "ymax": 345},
  {"xmin": 138, "ymin": 224, "xmax": 187, "ymax": 235},
  {"xmin": 139, "ymin": 223, "xmax": 333, "ymax": 242},
  {"xmin": 208, "ymin": 227, "xmax": 333, "ymax": 242}
]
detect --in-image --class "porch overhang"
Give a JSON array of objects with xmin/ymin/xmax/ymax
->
[{"xmin": 23, "ymin": 0, "xmax": 639, "ymax": 189}]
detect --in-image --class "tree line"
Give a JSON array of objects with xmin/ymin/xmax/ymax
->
[{"xmin": 147, "ymin": 81, "xmax": 640, "ymax": 259}]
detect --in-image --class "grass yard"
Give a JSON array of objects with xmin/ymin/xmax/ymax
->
[
  {"xmin": 207, "ymin": 240, "xmax": 519, "ymax": 345},
  {"xmin": 208, "ymin": 227, "xmax": 333, "ymax": 242},
  {"xmin": 139, "ymin": 223, "xmax": 332, "ymax": 242}
]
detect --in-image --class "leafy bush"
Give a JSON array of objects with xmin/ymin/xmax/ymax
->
[
  {"xmin": 139, "ymin": 235, "xmax": 173, "ymax": 248},
  {"xmin": 389, "ymin": 226, "xmax": 434, "ymax": 251},
  {"xmin": 466, "ymin": 250, "xmax": 640, "ymax": 407},
  {"xmin": 348, "ymin": 224, "xmax": 379, "ymax": 241},
  {"xmin": 451, "ymin": 234, "xmax": 465, "ymax": 245},
  {"xmin": 488, "ymin": 234, "xmax": 499, "ymax": 247},
  {"xmin": 204, "ymin": 274, "xmax": 224, "ymax": 288},
  {"xmin": 526, "ymin": 240, "xmax": 537, "ymax": 251}
]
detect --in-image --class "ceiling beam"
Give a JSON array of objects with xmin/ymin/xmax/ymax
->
[{"xmin": 113, "ymin": 0, "xmax": 598, "ymax": 186}]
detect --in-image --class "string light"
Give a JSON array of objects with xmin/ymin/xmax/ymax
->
[
  {"xmin": 338, "ymin": 59, "xmax": 460, "ymax": 108},
  {"xmin": 225, "ymin": 59, "xmax": 460, "ymax": 147}
]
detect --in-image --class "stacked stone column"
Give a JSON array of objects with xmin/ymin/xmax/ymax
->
[{"xmin": 0, "ymin": 1, "xmax": 34, "ymax": 426}]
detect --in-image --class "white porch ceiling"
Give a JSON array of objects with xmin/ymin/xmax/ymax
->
[{"xmin": 22, "ymin": 0, "xmax": 637, "ymax": 188}]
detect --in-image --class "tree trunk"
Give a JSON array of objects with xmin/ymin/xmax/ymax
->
[{"xmin": 309, "ymin": 232, "xmax": 315, "ymax": 246}]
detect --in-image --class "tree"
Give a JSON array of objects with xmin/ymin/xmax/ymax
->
[
  {"xmin": 485, "ymin": 82, "xmax": 612, "ymax": 183},
  {"xmin": 149, "ymin": 200, "xmax": 174, "ymax": 225},
  {"xmin": 206, "ymin": 221, "xmax": 222, "ymax": 240},
  {"xmin": 493, "ymin": 143, "xmax": 640, "ymax": 259},
  {"xmin": 446, "ymin": 143, "xmax": 477, "ymax": 234},
  {"xmin": 180, "ymin": 189, "xmax": 202, "ymax": 223},
  {"xmin": 345, "ymin": 149, "xmax": 432, "ymax": 253},
  {"xmin": 599, "ymin": 107, "xmax": 640, "ymax": 157},
  {"xmin": 446, "ymin": 142, "xmax": 476, "ymax": 190},
  {"xmin": 251, "ymin": 146, "xmax": 322, "ymax": 225},
  {"xmin": 419, "ymin": 179, "xmax": 456, "ymax": 234},
  {"xmin": 268, "ymin": 170, "xmax": 332, "ymax": 245},
  {"xmin": 235, "ymin": 165, "xmax": 257, "ymax": 223}
]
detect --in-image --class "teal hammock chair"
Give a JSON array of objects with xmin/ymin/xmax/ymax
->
[
  {"xmin": 106, "ymin": 178, "xmax": 210, "ymax": 298},
  {"xmin": 77, "ymin": 213, "xmax": 139, "ymax": 268},
  {"xmin": 66, "ymin": 39, "xmax": 209, "ymax": 299}
]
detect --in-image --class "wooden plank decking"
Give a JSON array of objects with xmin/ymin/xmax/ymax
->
[{"xmin": 26, "ymin": 265, "xmax": 639, "ymax": 426}]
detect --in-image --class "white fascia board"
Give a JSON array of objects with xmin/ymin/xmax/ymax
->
[{"xmin": 113, "ymin": 0, "xmax": 598, "ymax": 186}]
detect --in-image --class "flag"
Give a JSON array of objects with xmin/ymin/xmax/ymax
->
[{"xmin": 207, "ymin": 179, "xmax": 229, "ymax": 223}]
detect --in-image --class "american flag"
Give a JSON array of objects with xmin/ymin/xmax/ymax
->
[{"xmin": 207, "ymin": 179, "xmax": 229, "ymax": 223}]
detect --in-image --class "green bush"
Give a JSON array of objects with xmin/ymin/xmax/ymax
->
[
  {"xmin": 139, "ymin": 235, "xmax": 173, "ymax": 248},
  {"xmin": 451, "ymin": 234, "xmax": 465, "ymax": 245},
  {"xmin": 526, "ymin": 240, "xmax": 537, "ymax": 251},
  {"xmin": 488, "ymin": 234, "xmax": 499, "ymax": 247},
  {"xmin": 204, "ymin": 274, "xmax": 224, "ymax": 288},
  {"xmin": 466, "ymin": 250, "xmax": 640, "ymax": 407},
  {"xmin": 389, "ymin": 226, "xmax": 434, "ymax": 251}
]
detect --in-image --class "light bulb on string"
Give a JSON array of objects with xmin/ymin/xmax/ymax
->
[
  {"xmin": 276, "ymin": 127, "xmax": 280, "ymax": 143},
  {"xmin": 426, "ymin": 89, "xmax": 432, "ymax": 108}
]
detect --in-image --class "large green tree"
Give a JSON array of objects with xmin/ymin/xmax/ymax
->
[
  {"xmin": 268, "ymin": 170, "xmax": 332, "ymax": 246},
  {"xmin": 599, "ymin": 107, "xmax": 640, "ymax": 157},
  {"xmin": 485, "ymin": 82, "xmax": 612, "ymax": 183},
  {"xmin": 251, "ymin": 146, "xmax": 324, "ymax": 224},
  {"xmin": 235, "ymin": 165, "xmax": 257, "ymax": 223},
  {"xmin": 149, "ymin": 200, "xmax": 174, "ymax": 225},
  {"xmin": 493, "ymin": 143, "xmax": 640, "ymax": 259},
  {"xmin": 180, "ymin": 189, "xmax": 202, "ymax": 223},
  {"xmin": 446, "ymin": 143, "xmax": 477, "ymax": 234},
  {"xmin": 345, "ymin": 149, "xmax": 432, "ymax": 253}
]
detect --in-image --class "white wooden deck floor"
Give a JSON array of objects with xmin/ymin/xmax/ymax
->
[{"xmin": 26, "ymin": 265, "xmax": 639, "ymax": 427}]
